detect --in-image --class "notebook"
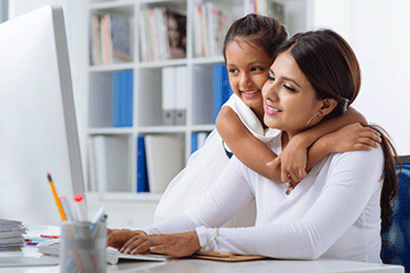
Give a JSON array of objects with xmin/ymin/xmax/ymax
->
[{"xmin": 37, "ymin": 240, "xmax": 168, "ymax": 265}]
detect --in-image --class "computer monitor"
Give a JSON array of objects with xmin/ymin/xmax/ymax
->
[{"xmin": 0, "ymin": 5, "xmax": 85, "ymax": 225}]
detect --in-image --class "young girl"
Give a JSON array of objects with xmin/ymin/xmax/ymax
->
[{"xmin": 154, "ymin": 14, "xmax": 381, "ymax": 226}]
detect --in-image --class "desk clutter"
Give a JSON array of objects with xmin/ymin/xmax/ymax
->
[{"xmin": 0, "ymin": 219, "xmax": 26, "ymax": 251}]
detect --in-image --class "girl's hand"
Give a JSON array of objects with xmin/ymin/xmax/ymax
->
[
  {"xmin": 120, "ymin": 231, "xmax": 201, "ymax": 258},
  {"xmin": 324, "ymin": 123, "xmax": 381, "ymax": 153},
  {"xmin": 268, "ymin": 137, "xmax": 309, "ymax": 183},
  {"xmin": 107, "ymin": 228, "xmax": 146, "ymax": 250}
]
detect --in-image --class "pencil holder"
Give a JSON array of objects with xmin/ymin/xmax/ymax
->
[{"xmin": 60, "ymin": 221, "xmax": 107, "ymax": 273}]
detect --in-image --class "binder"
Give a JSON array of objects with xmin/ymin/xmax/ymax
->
[
  {"xmin": 175, "ymin": 66, "xmax": 188, "ymax": 125},
  {"xmin": 144, "ymin": 134, "xmax": 184, "ymax": 193},
  {"xmin": 137, "ymin": 136, "xmax": 149, "ymax": 192},
  {"xmin": 161, "ymin": 67, "xmax": 176, "ymax": 125},
  {"xmin": 213, "ymin": 64, "xmax": 233, "ymax": 123},
  {"xmin": 113, "ymin": 70, "xmax": 133, "ymax": 128}
]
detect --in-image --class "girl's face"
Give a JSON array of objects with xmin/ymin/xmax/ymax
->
[
  {"xmin": 262, "ymin": 50, "xmax": 324, "ymax": 138},
  {"xmin": 225, "ymin": 39, "xmax": 272, "ymax": 116}
]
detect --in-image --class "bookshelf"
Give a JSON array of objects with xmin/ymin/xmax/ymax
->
[{"xmin": 85, "ymin": 0, "xmax": 311, "ymax": 227}]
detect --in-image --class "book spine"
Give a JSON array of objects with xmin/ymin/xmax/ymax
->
[
  {"xmin": 90, "ymin": 14, "xmax": 102, "ymax": 66},
  {"xmin": 112, "ymin": 71, "xmax": 121, "ymax": 127},
  {"xmin": 213, "ymin": 64, "xmax": 232, "ymax": 122},
  {"xmin": 93, "ymin": 136, "xmax": 107, "ymax": 193},
  {"xmin": 139, "ymin": 10, "xmax": 150, "ymax": 62},
  {"xmin": 191, "ymin": 132, "xmax": 198, "ymax": 154},
  {"xmin": 124, "ymin": 70, "xmax": 133, "ymax": 127},
  {"xmin": 137, "ymin": 136, "xmax": 149, "ymax": 192}
]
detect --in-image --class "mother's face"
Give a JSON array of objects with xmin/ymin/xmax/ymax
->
[{"xmin": 262, "ymin": 50, "xmax": 325, "ymax": 137}]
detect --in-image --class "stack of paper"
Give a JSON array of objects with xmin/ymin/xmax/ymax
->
[{"xmin": 0, "ymin": 219, "xmax": 26, "ymax": 251}]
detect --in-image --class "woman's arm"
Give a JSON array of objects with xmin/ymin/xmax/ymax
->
[
  {"xmin": 115, "ymin": 149, "xmax": 384, "ymax": 260},
  {"xmin": 108, "ymin": 157, "xmax": 255, "ymax": 255}
]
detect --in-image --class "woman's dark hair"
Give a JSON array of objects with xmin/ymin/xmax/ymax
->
[
  {"xmin": 273, "ymin": 29, "xmax": 360, "ymax": 119},
  {"xmin": 223, "ymin": 13, "xmax": 288, "ymax": 61},
  {"xmin": 273, "ymin": 29, "xmax": 398, "ymax": 234}
]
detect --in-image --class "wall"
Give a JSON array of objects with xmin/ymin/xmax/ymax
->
[{"xmin": 312, "ymin": 0, "xmax": 410, "ymax": 156}]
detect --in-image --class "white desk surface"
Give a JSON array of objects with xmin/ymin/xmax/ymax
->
[
  {"xmin": 0, "ymin": 245, "xmax": 404, "ymax": 273},
  {"xmin": 0, "ymin": 224, "xmax": 403, "ymax": 273}
]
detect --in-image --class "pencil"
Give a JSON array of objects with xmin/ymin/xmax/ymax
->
[{"xmin": 47, "ymin": 172, "xmax": 67, "ymax": 221}]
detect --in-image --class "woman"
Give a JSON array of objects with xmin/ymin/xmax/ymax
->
[{"xmin": 107, "ymin": 29, "xmax": 398, "ymax": 263}]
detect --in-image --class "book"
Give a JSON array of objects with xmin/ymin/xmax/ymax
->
[
  {"xmin": 144, "ymin": 134, "xmax": 184, "ymax": 193},
  {"xmin": 205, "ymin": 3, "xmax": 228, "ymax": 57},
  {"xmin": 213, "ymin": 64, "xmax": 233, "ymax": 122},
  {"xmin": 90, "ymin": 13, "xmax": 102, "ymax": 65},
  {"xmin": 146, "ymin": 9, "xmax": 161, "ymax": 61},
  {"xmin": 109, "ymin": 14, "xmax": 132, "ymax": 63},
  {"xmin": 164, "ymin": 9, "xmax": 187, "ymax": 60},
  {"xmin": 101, "ymin": 14, "xmax": 112, "ymax": 65},
  {"xmin": 193, "ymin": 5, "xmax": 205, "ymax": 57},
  {"xmin": 139, "ymin": 8, "xmax": 187, "ymax": 61},
  {"xmin": 254, "ymin": 0, "xmax": 285, "ymax": 23},
  {"xmin": 139, "ymin": 9, "xmax": 150, "ymax": 62},
  {"xmin": 193, "ymin": 4, "xmax": 229, "ymax": 58},
  {"xmin": 137, "ymin": 136, "xmax": 149, "ymax": 193},
  {"xmin": 155, "ymin": 8, "xmax": 169, "ymax": 61}
]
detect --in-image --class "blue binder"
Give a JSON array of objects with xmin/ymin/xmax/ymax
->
[
  {"xmin": 113, "ymin": 70, "xmax": 133, "ymax": 127},
  {"xmin": 213, "ymin": 64, "xmax": 233, "ymax": 123},
  {"xmin": 136, "ymin": 136, "xmax": 149, "ymax": 192}
]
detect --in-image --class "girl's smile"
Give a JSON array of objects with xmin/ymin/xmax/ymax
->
[{"xmin": 225, "ymin": 38, "xmax": 272, "ymax": 120}]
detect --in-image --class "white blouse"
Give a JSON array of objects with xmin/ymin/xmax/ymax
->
[{"xmin": 142, "ymin": 134, "xmax": 384, "ymax": 263}]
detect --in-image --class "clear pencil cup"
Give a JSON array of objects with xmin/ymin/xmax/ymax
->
[{"xmin": 60, "ymin": 221, "xmax": 107, "ymax": 273}]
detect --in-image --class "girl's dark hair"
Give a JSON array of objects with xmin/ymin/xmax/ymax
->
[
  {"xmin": 274, "ymin": 29, "xmax": 398, "ymax": 234},
  {"xmin": 223, "ymin": 13, "xmax": 288, "ymax": 61}
]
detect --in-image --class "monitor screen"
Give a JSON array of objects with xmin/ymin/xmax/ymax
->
[{"xmin": 0, "ymin": 5, "xmax": 85, "ymax": 225}]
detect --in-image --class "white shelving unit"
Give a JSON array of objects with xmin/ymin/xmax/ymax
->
[{"xmin": 85, "ymin": 0, "xmax": 311, "ymax": 228}]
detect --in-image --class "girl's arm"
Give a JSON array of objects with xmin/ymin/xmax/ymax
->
[
  {"xmin": 277, "ymin": 107, "xmax": 380, "ymax": 183},
  {"xmin": 217, "ymin": 106, "xmax": 380, "ymax": 183},
  {"xmin": 216, "ymin": 106, "xmax": 281, "ymax": 182}
]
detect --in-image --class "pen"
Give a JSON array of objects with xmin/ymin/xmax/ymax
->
[
  {"xmin": 73, "ymin": 193, "xmax": 88, "ymax": 222},
  {"xmin": 47, "ymin": 173, "xmax": 67, "ymax": 221},
  {"xmin": 90, "ymin": 207, "xmax": 107, "ymax": 230},
  {"xmin": 60, "ymin": 196, "xmax": 75, "ymax": 222},
  {"xmin": 40, "ymin": 235, "xmax": 60, "ymax": 239}
]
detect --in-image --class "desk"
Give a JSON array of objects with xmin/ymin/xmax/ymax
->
[
  {"xmin": 0, "ymin": 246, "xmax": 404, "ymax": 273},
  {"xmin": 1, "ymin": 224, "xmax": 403, "ymax": 273}
]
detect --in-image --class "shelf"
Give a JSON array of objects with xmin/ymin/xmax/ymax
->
[
  {"xmin": 88, "ymin": 127, "xmax": 134, "ymax": 135},
  {"xmin": 85, "ymin": 0, "xmax": 311, "ymax": 203}
]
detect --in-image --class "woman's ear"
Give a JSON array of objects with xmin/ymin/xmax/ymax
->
[{"xmin": 319, "ymin": 98, "xmax": 338, "ymax": 116}]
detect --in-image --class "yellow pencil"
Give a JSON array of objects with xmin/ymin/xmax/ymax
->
[{"xmin": 47, "ymin": 173, "xmax": 67, "ymax": 221}]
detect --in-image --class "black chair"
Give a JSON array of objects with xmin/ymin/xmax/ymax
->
[{"xmin": 381, "ymin": 157, "xmax": 410, "ymax": 272}]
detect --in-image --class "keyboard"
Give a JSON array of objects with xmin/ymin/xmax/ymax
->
[{"xmin": 37, "ymin": 240, "xmax": 168, "ymax": 265}]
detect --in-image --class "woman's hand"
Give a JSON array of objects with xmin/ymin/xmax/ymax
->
[
  {"xmin": 107, "ymin": 228, "xmax": 146, "ymax": 250},
  {"xmin": 323, "ymin": 122, "xmax": 381, "ymax": 153},
  {"xmin": 119, "ymin": 231, "xmax": 201, "ymax": 258}
]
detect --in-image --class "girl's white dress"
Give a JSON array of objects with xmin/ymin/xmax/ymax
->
[{"xmin": 154, "ymin": 94, "xmax": 280, "ymax": 227}]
